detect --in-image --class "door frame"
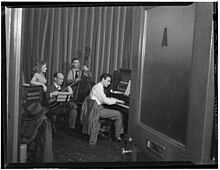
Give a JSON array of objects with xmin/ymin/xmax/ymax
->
[{"xmin": 5, "ymin": 7, "xmax": 23, "ymax": 164}]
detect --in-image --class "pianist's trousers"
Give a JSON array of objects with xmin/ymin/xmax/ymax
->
[{"xmin": 98, "ymin": 105, "xmax": 124, "ymax": 138}]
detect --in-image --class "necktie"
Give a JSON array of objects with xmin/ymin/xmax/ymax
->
[{"xmin": 75, "ymin": 71, "xmax": 78, "ymax": 79}]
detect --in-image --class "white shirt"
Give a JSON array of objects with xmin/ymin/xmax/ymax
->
[
  {"xmin": 49, "ymin": 82, "xmax": 61, "ymax": 97},
  {"xmin": 90, "ymin": 82, "xmax": 117, "ymax": 105},
  {"xmin": 54, "ymin": 82, "xmax": 61, "ymax": 90},
  {"xmin": 67, "ymin": 68, "xmax": 79, "ymax": 81}
]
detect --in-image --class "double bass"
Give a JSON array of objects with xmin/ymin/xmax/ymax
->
[{"xmin": 72, "ymin": 47, "xmax": 95, "ymax": 104}]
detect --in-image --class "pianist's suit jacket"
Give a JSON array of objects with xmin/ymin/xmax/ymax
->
[{"xmin": 80, "ymin": 96, "xmax": 101, "ymax": 144}]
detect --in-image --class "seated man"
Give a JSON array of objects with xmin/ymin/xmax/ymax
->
[
  {"xmin": 89, "ymin": 73, "xmax": 125, "ymax": 142},
  {"xmin": 46, "ymin": 72, "xmax": 78, "ymax": 133}
]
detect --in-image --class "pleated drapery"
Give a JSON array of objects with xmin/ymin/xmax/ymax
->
[{"xmin": 22, "ymin": 6, "xmax": 134, "ymax": 85}]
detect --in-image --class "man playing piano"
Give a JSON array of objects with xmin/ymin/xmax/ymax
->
[{"xmin": 89, "ymin": 73, "xmax": 125, "ymax": 142}]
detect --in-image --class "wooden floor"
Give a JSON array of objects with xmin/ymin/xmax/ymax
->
[
  {"xmin": 15, "ymin": 127, "xmax": 196, "ymax": 169},
  {"xmin": 53, "ymin": 128, "xmax": 126, "ymax": 163},
  {"xmin": 52, "ymin": 128, "xmax": 194, "ymax": 169},
  {"xmin": 51, "ymin": 125, "xmax": 161, "ymax": 169}
]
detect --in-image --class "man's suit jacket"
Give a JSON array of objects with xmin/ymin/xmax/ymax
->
[
  {"xmin": 46, "ymin": 83, "xmax": 77, "ymax": 110},
  {"xmin": 80, "ymin": 96, "xmax": 100, "ymax": 144},
  {"xmin": 46, "ymin": 83, "xmax": 62, "ymax": 101}
]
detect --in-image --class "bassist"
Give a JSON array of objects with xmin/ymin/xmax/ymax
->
[
  {"xmin": 67, "ymin": 47, "xmax": 93, "ymax": 85},
  {"xmin": 67, "ymin": 58, "xmax": 93, "ymax": 84},
  {"xmin": 67, "ymin": 47, "xmax": 94, "ymax": 104}
]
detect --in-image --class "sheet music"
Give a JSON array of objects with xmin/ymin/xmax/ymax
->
[
  {"xmin": 57, "ymin": 92, "xmax": 71, "ymax": 102},
  {"xmin": 57, "ymin": 91, "xmax": 72, "ymax": 95},
  {"xmin": 124, "ymin": 80, "xmax": 131, "ymax": 96}
]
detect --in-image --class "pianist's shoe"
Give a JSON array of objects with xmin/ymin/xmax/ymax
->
[{"xmin": 114, "ymin": 136, "xmax": 124, "ymax": 143}]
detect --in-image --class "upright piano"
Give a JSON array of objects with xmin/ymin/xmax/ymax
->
[{"xmin": 105, "ymin": 69, "xmax": 131, "ymax": 133}]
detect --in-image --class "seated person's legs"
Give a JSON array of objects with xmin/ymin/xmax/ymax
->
[
  {"xmin": 47, "ymin": 106, "xmax": 62, "ymax": 121},
  {"xmin": 99, "ymin": 106, "xmax": 124, "ymax": 138},
  {"xmin": 61, "ymin": 102, "xmax": 78, "ymax": 129},
  {"xmin": 68, "ymin": 108, "xmax": 77, "ymax": 129}
]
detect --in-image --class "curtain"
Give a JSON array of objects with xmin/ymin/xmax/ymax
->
[{"xmin": 22, "ymin": 6, "xmax": 134, "ymax": 85}]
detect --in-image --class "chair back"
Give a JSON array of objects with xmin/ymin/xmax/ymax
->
[{"xmin": 80, "ymin": 96, "xmax": 101, "ymax": 144}]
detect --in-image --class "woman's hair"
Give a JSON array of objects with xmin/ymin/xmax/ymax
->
[{"xmin": 32, "ymin": 61, "xmax": 46, "ymax": 73}]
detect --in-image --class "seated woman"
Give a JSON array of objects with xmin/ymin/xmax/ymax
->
[{"xmin": 30, "ymin": 61, "xmax": 47, "ymax": 92}]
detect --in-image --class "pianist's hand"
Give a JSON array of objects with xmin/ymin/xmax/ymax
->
[{"xmin": 116, "ymin": 99, "xmax": 125, "ymax": 105}]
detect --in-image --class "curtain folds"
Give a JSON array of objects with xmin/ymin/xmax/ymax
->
[{"xmin": 22, "ymin": 6, "xmax": 134, "ymax": 85}]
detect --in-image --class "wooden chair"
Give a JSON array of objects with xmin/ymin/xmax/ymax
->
[
  {"xmin": 81, "ymin": 97, "xmax": 114, "ymax": 144},
  {"xmin": 47, "ymin": 106, "xmax": 69, "ymax": 136}
]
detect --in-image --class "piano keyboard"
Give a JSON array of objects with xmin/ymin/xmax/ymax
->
[{"xmin": 116, "ymin": 103, "xmax": 129, "ymax": 109}]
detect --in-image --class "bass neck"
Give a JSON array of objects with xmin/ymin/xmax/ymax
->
[{"xmin": 65, "ymin": 81, "xmax": 79, "ymax": 91}]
